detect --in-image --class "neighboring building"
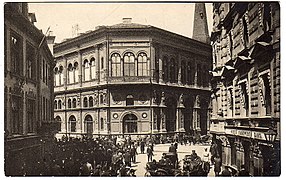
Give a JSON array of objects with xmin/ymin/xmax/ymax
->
[
  {"xmin": 4, "ymin": 3, "xmax": 55, "ymax": 176},
  {"xmin": 53, "ymin": 16, "xmax": 212, "ymax": 139},
  {"xmin": 210, "ymin": 2, "xmax": 280, "ymax": 176}
]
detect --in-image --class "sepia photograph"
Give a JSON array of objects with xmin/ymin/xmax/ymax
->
[{"xmin": 3, "ymin": 1, "xmax": 281, "ymax": 177}]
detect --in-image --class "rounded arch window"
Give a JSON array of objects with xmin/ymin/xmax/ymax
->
[
  {"xmin": 123, "ymin": 52, "xmax": 135, "ymax": 76},
  {"xmin": 89, "ymin": 96, "xmax": 93, "ymax": 107},
  {"xmin": 69, "ymin": 115, "xmax": 76, "ymax": 132},
  {"xmin": 84, "ymin": 59, "xmax": 89, "ymax": 68},
  {"xmin": 54, "ymin": 100, "xmax": 58, "ymax": 109},
  {"xmin": 74, "ymin": 62, "xmax": 79, "ymax": 69},
  {"xmin": 54, "ymin": 67, "xmax": 59, "ymax": 74},
  {"xmin": 68, "ymin": 98, "xmax": 72, "ymax": 108},
  {"xmin": 72, "ymin": 98, "xmax": 77, "ymax": 108},
  {"xmin": 126, "ymin": 95, "xmax": 134, "ymax": 106},
  {"xmin": 68, "ymin": 63, "xmax": 73, "ymax": 71},
  {"xmin": 84, "ymin": 115, "xmax": 93, "ymax": 136},
  {"xmin": 111, "ymin": 53, "xmax": 121, "ymax": 77},
  {"xmin": 90, "ymin": 58, "xmax": 95, "ymax": 66},
  {"xmin": 58, "ymin": 100, "xmax": 62, "ymax": 109},
  {"xmin": 83, "ymin": 97, "xmax": 88, "ymax": 107},
  {"xmin": 59, "ymin": 66, "xmax": 63, "ymax": 73}
]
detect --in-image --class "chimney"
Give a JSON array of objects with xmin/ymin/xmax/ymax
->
[
  {"xmin": 122, "ymin": 18, "xmax": 132, "ymax": 24},
  {"xmin": 192, "ymin": 3, "xmax": 210, "ymax": 44},
  {"xmin": 28, "ymin": 13, "xmax": 37, "ymax": 25},
  {"xmin": 46, "ymin": 31, "xmax": 56, "ymax": 55}
]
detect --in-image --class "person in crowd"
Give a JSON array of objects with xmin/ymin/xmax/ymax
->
[
  {"xmin": 140, "ymin": 140, "xmax": 145, "ymax": 154},
  {"xmin": 238, "ymin": 165, "xmax": 250, "ymax": 176},
  {"xmin": 213, "ymin": 155, "xmax": 222, "ymax": 176},
  {"xmin": 129, "ymin": 169, "xmax": 136, "ymax": 177},
  {"xmin": 169, "ymin": 143, "xmax": 176, "ymax": 153},
  {"xmin": 147, "ymin": 145, "xmax": 154, "ymax": 162},
  {"xmin": 130, "ymin": 145, "xmax": 138, "ymax": 163},
  {"xmin": 124, "ymin": 150, "xmax": 132, "ymax": 167},
  {"xmin": 220, "ymin": 166, "xmax": 232, "ymax": 176},
  {"xmin": 202, "ymin": 148, "xmax": 210, "ymax": 162}
]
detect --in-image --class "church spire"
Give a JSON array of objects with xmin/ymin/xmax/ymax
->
[{"xmin": 192, "ymin": 3, "xmax": 210, "ymax": 44}]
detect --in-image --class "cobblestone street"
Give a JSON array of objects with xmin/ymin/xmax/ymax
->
[{"xmin": 131, "ymin": 143, "xmax": 215, "ymax": 177}]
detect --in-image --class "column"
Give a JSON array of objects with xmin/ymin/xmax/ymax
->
[
  {"xmin": 150, "ymin": 43, "xmax": 156, "ymax": 81},
  {"xmin": 152, "ymin": 108, "xmax": 158, "ymax": 133},
  {"xmin": 159, "ymin": 56, "xmax": 163, "ymax": 83},
  {"xmin": 178, "ymin": 57, "xmax": 182, "ymax": 85},
  {"xmin": 95, "ymin": 45, "xmax": 100, "ymax": 83},
  {"xmin": 160, "ymin": 108, "xmax": 167, "ymax": 133},
  {"xmin": 77, "ymin": 51, "xmax": 82, "ymax": 86},
  {"xmin": 63, "ymin": 56, "xmax": 67, "ymax": 90}
]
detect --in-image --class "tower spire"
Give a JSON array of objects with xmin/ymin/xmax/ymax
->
[{"xmin": 192, "ymin": 3, "xmax": 210, "ymax": 44}]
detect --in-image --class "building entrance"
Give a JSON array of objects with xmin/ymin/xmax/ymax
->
[
  {"xmin": 123, "ymin": 113, "xmax": 138, "ymax": 134},
  {"xmin": 84, "ymin": 115, "xmax": 93, "ymax": 137}
]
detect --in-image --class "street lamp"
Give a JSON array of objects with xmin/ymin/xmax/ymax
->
[{"xmin": 264, "ymin": 125, "xmax": 277, "ymax": 145}]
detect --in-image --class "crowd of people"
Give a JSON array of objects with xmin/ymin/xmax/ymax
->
[{"xmin": 32, "ymin": 135, "xmax": 155, "ymax": 176}]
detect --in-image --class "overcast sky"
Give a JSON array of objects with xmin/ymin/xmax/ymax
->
[{"xmin": 29, "ymin": 2, "xmax": 213, "ymax": 43}]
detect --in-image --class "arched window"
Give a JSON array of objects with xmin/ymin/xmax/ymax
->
[
  {"xmin": 54, "ymin": 100, "xmax": 58, "ymax": 109},
  {"xmin": 68, "ymin": 99, "xmax": 72, "ymax": 108},
  {"xmin": 181, "ymin": 61, "xmax": 186, "ymax": 84},
  {"xmin": 100, "ymin": 94, "xmax": 104, "ymax": 104},
  {"xmin": 90, "ymin": 58, "xmax": 96, "ymax": 79},
  {"xmin": 55, "ymin": 116, "xmax": 61, "ymax": 132},
  {"xmin": 123, "ymin": 52, "xmax": 135, "ymax": 76},
  {"xmin": 69, "ymin": 115, "xmax": 76, "ymax": 132},
  {"xmin": 83, "ymin": 97, "xmax": 88, "ymax": 107},
  {"xmin": 111, "ymin": 53, "xmax": 121, "ymax": 77},
  {"xmin": 170, "ymin": 58, "xmax": 175, "ymax": 83},
  {"xmin": 84, "ymin": 59, "xmax": 90, "ymax": 81},
  {"xmin": 58, "ymin": 100, "xmax": 62, "ymax": 109},
  {"xmin": 74, "ymin": 62, "xmax": 79, "ymax": 83},
  {"xmin": 84, "ymin": 115, "xmax": 93, "ymax": 136},
  {"xmin": 59, "ymin": 66, "xmax": 64, "ymax": 85},
  {"xmin": 89, "ymin": 96, "xmax": 93, "ymax": 107},
  {"xmin": 197, "ymin": 64, "xmax": 202, "ymax": 86},
  {"xmin": 187, "ymin": 62, "xmax": 192, "ymax": 85},
  {"xmin": 54, "ymin": 67, "xmax": 59, "ymax": 86},
  {"xmin": 126, "ymin": 95, "xmax": 134, "ymax": 106},
  {"xmin": 123, "ymin": 114, "xmax": 138, "ymax": 133},
  {"xmin": 72, "ymin": 98, "xmax": 77, "ymax": 108},
  {"xmin": 68, "ymin": 63, "xmax": 74, "ymax": 84},
  {"xmin": 138, "ymin": 53, "xmax": 148, "ymax": 76},
  {"xmin": 163, "ymin": 56, "xmax": 168, "ymax": 82}
]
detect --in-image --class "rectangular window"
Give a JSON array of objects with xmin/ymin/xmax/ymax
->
[
  {"xmin": 10, "ymin": 31, "xmax": 23, "ymax": 75},
  {"xmin": 42, "ymin": 59, "xmax": 45, "ymax": 83},
  {"xmin": 27, "ymin": 99, "xmax": 35, "ymax": 133},
  {"xmin": 11, "ymin": 96, "xmax": 23, "ymax": 134},
  {"xmin": 26, "ymin": 42, "xmax": 36, "ymax": 80}
]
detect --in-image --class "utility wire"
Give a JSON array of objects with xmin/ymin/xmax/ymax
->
[{"xmin": 98, "ymin": 4, "xmax": 123, "ymax": 25}]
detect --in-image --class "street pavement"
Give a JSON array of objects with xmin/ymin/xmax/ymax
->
[{"xmin": 130, "ymin": 143, "xmax": 216, "ymax": 177}]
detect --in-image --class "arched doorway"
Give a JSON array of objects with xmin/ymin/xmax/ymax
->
[
  {"xmin": 123, "ymin": 113, "xmax": 138, "ymax": 134},
  {"xmin": 84, "ymin": 115, "xmax": 93, "ymax": 137},
  {"xmin": 165, "ymin": 97, "xmax": 177, "ymax": 132}
]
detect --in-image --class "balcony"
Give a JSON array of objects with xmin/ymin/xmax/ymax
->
[{"xmin": 108, "ymin": 76, "xmax": 151, "ymax": 84}]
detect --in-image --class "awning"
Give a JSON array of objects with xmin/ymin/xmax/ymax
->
[
  {"xmin": 249, "ymin": 42, "xmax": 272, "ymax": 59},
  {"xmin": 233, "ymin": 55, "xmax": 253, "ymax": 68},
  {"xmin": 221, "ymin": 65, "xmax": 235, "ymax": 76},
  {"xmin": 209, "ymin": 71, "xmax": 221, "ymax": 77}
]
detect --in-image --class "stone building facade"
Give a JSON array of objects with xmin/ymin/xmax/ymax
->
[
  {"xmin": 210, "ymin": 2, "xmax": 280, "ymax": 176},
  {"xmin": 53, "ymin": 18, "xmax": 212, "ymax": 139},
  {"xmin": 4, "ymin": 3, "xmax": 55, "ymax": 175}
]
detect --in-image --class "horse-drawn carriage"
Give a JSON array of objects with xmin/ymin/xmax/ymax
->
[
  {"xmin": 181, "ymin": 154, "xmax": 210, "ymax": 176},
  {"xmin": 145, "ymin": 152, "xmax": 180, "ymax": 176}
]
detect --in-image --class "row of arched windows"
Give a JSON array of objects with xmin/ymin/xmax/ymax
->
[
  {"xmin": 54, "ymin": 99, "xmax": 62, "ymax": 109},
  {"xmin": 162, "ymin": 56, "xmax": 209, "ymax": 86},
  {"xmin": 111, "ymin": 52, "xmax": 148, "ymax": 77},
  {"xmin": 65, "ymin": 115, "xmax": 104, "ymax": 133}
]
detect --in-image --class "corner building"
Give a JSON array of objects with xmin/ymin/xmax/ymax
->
[
  {"xmin": 210, "ymin": 3, "xmax": 280, "ymax": 176},
  {"xmin": 54, "ymin": 18, "xmax": 212, "ymax": 138},
  {"xmin": 4, "ymin": 3, "xmax": 55, "ymax": 175}
]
